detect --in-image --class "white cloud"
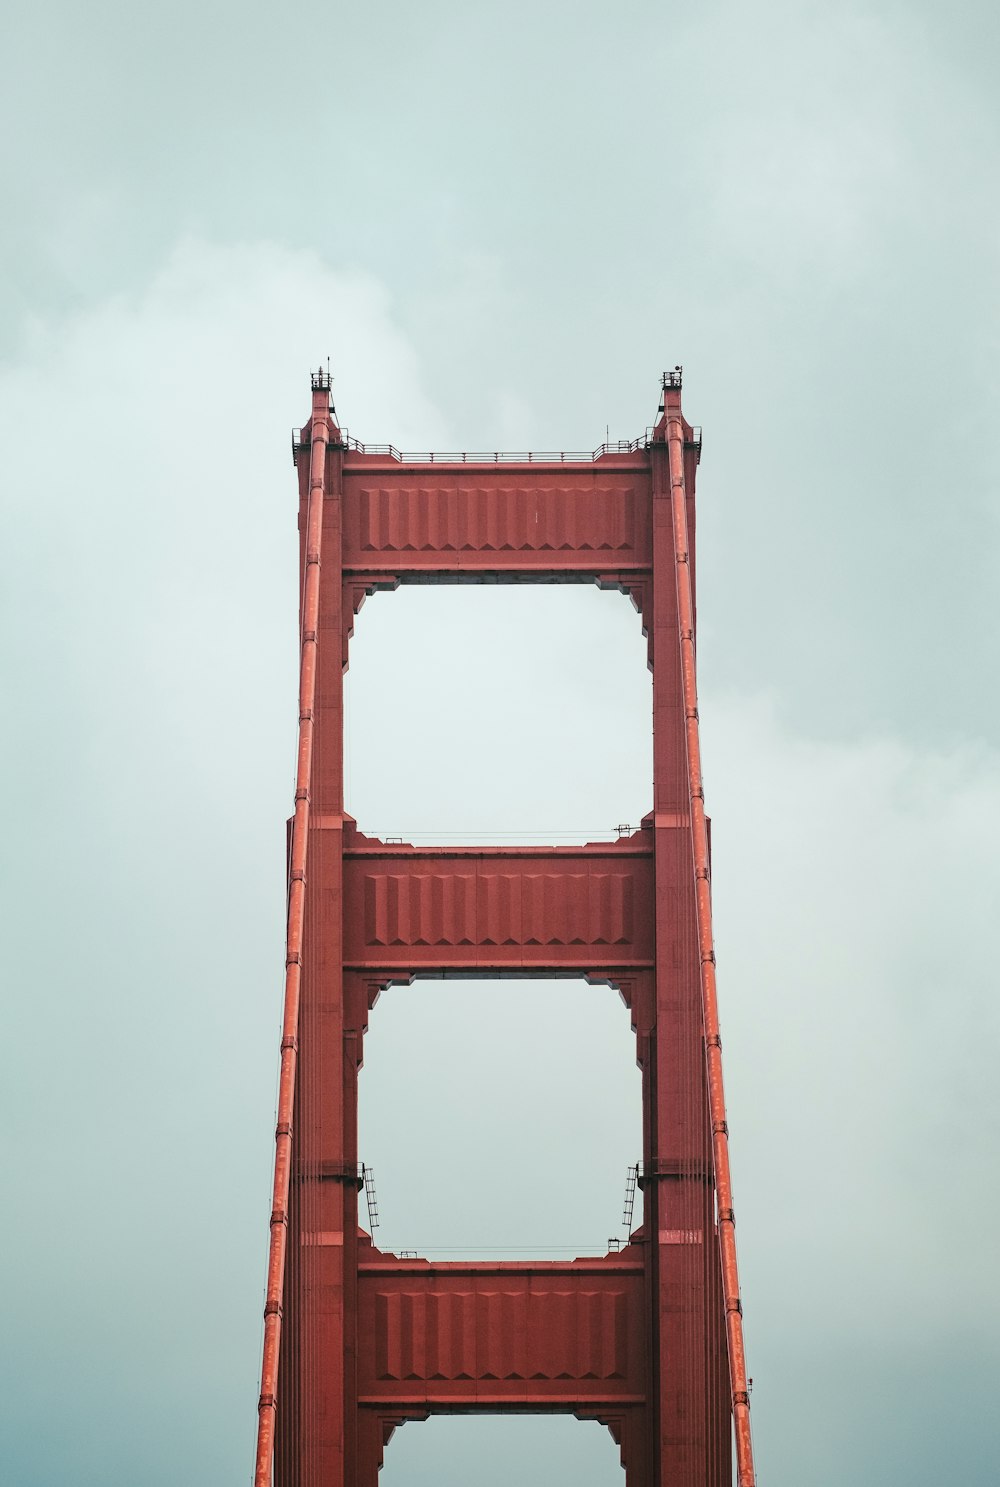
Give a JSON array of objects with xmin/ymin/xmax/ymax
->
[{"xmin": 0, "ymin": 238, "xmax": 456, "ymax": 1487}]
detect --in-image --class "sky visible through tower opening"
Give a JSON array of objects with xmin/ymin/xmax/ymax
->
[
  {"xmin": 380, "ymin": 1414, "xmax": 625, "ymax": 1486},
  {"xmin": 359, "ymin": 978, "xmax": 644, "ymax": 1261},
  {"xmin": 345, "ymin": 584, "xmax": 653, "ymax": 845}
]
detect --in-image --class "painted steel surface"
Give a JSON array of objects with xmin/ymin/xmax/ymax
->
[
  {"xmin": 342, "ymin": 831, "xmax": 655, "ymax": 971},
  {"xmin": 356, "ymin": 1255, "xmax": 645, "ymax": 1403},
  {"xmin": 341, "ymin": 459, "xmax": 651, "ymax": 575},
  {"xmin": 253, "ymin": 374, "xmax": 756, "ymax": 1487}
]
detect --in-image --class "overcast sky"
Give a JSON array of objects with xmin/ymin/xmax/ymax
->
[{"xmin": 2, "ymin": 2, "xmax": 998, "ymax": 1484}]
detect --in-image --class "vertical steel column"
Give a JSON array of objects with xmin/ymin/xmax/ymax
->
[
  {"xmin": 649, "ymin": 426, "xmax": 712, "ymax": 1485},
  {"xmin": 292, "ymin": 385, "xmax": 350, "ymax": 1487},
  {"xmin": 664, "ymin": 382, "xmax": 756, "ymax": 1487},
  {"xmin": 255, "ymin": 377, "xmax": 334, "ymax": 1487}
]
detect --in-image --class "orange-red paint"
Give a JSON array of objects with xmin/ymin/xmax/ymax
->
[
  {"xmin": 252, "ymin": 372, "xmax": 757, "ymax": 1486},
  {"xmin": 254, "ymin": 375, "xmax": 336, "ymax": 1487},
  {"xmin": 664, "ymin": 386, "xmax": 756, "ymax": 1487}
]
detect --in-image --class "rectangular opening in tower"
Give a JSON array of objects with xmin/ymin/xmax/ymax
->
[
  {"xmin": 344, "ymin": 585, "xmax": 652, "ymax": 845},
  {"xmin": 379, "ymin": 1414, "xmax": 625, "ymax": 1486},
  {"xmin": 358, "ymin": 976, "xmax": 643, "ymax": 1259}
]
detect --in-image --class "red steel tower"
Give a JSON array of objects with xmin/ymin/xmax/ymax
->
[{"xmin": 254, "ymin": 370, "xmax": 756, "ymax": 1486}]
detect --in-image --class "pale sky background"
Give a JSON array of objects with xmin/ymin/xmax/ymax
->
[{"xmin": 2, "ymin": 2, "xmax": 999, "ymax": 1484}]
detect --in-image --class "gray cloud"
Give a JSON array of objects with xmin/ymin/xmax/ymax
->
[{"xmin": 2, "ymin": 3, "xmax": 998, "ymax": 1483}]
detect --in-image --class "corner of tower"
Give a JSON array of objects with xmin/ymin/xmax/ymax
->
[
  {"xmin": 309, "ymin": 361, "xmax": 341, "ymax": 439},
  {"xmin": 650, "ymin": 365, "xmax": 683, "ymax": 441},
  {"xmin": 650, "ymin": 365, "xmax": 701, "ymax": 464}
]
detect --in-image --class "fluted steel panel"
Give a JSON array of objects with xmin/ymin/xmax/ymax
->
[
  {"xmin": 361, "ymin": 1270, "xmax": 642, "ymax": 1396},
  {"xmin": 363, "ymin": 870, "xmax": 634, "ymax": 948},
  {"xmin": 340, "ymin": 465, "xmax": 652, "ymax": 574},
  {"xmin": 358, "ymin": 484, "xmax": 635, "ymax": 553}
]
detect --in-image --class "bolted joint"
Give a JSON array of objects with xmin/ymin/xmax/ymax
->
[
  {"xmin": 733, "ymin": 1390, "xmax": 750, "ymax": 1408},
  {"xmin": 726, "ymin": 1297, "xmax": 744, "ymax": 1316},
  {"xmin": 713, "ymin": 1119, "xmax": 729, "ymax": 1136},
  {"xmin": 302, "ymin": 629, "xmax": 317, "ymax": 644},
  {"xmin": 298, "ymin": 711, "xmax": 313, "ymax": 726},
  {"xmin": 270, "ymin": 1208, "xmax": 287, "ymax": 1227},
  {"xmin": 289, "ymin": 868, "xmax": 306, "ymax": 883},
  {"xmin": 258, "ymin": 1392, "xmax": 276, "ymax": 1412},
  {"xmin": 719, "ymin": 1207, "xmax": 735, "ymax": 1224},
  {"xmin": 294, "ymin": 786, "xmax": 309, "ymax": 801},
  {"xmin": 701, "ymin": 950, "xmax": 716, "ymax": 965},
  {"xmin": 706, "ymin": 1033, "xmax": 722, "ymax": 1049},
  {"xmin": 275, "ymin": 1121, "xmax": 292, "ymax": 1138},
  {"xmin": 280, "ymin": 1036, "xmax": 298, "ymax": 1054},
  {"xmin": 695, "ymin": 866, "xmax": 710, "ymax": 881},
  {"xmin": 263, "ymin": 1300, "xmax": 282, "ymax": 1319},
  {"xmin": 686, "ymin": 706, "xmax": 699, "ymax": 721},
  {"xmin": 286, "ymin": 951, "xmax": 301, "ymax": 967}
]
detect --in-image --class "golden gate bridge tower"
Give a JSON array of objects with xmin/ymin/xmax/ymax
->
[{"xmin": 253, "ymin": 369, "xmax": 757, "ymax": 1486}]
